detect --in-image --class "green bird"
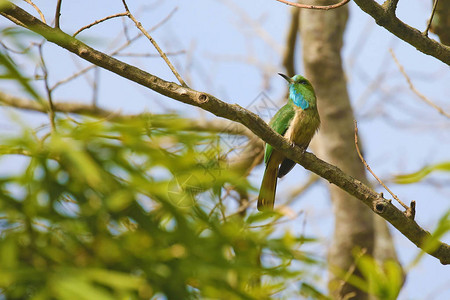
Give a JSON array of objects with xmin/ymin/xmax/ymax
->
[{"xmin": 257, "ymin": 73, "xmax": 320, "ymax": 211}]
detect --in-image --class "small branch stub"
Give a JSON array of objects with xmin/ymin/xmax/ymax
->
[
  {"xmin": 197, "ymin": 94, "xmax": 208, "ymax": 103},
  {"xmin": 374, "ymin": 200, "xmax": 387, "ymax": 214},
  {"xmin": 405, "ymin": 200, "xmax": 416, "ymax": 220}
]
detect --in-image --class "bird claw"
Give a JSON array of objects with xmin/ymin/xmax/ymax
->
[{"xmin": 290, "ymin": 142, "xmax": 306, "ymax": 154}]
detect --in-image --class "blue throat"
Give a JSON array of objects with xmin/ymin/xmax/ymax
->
[{"xmin": 289, "ymin": 85, "xmax": 309, "ymax": 110}]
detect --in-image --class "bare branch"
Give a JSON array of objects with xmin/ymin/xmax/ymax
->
[
  {"xmin": 353, "ymin": 0, "xmax": 450, "ymax": 65},
  {"xmin": 221, "ymin": 0, "xmax": 283, "ymax": 55},
  {"xmin": 0, "ymin": 91, "xmax": 255, "ymax": 137},
  {"xmin": 73, "ymin": 12, "xmax": 128, "ymax": 37},
  {"xmin": 121, "ymin": 0, "xmax": 188, "ymax": 87},
  {"xmin": 276, "ymin": 0, "xmax": 350, "ymax": 10},
  {"xmin": 1, "ymin": 1, "xmax": 449, "ymax": 265},
  {"xmin": 390, "ymin": 49, "xmax": 450, "ymax": 119},
  {"xmin": 282, "ymin": 5, "xmax": 300, "ymax": 76},
  {"xmin": 424, "ymin": 0, "xmax": 440, "ymax": 36},
  {"xmin": 354, "ymin": 120, "xmax": 409, "ymax": 211},
  {"xmin": 53, "ymin": 8, "xmax": 178, "ymax": 90},
  {"xmin": 54, "ymin": 0, "xmax": 62, "ymax": 28},
  {"xmin": 115, "ymin": 50, "xmax": 185, "ymax": 58},
  {"xmin": 37, "ymin": 43, "xmax": 56, "ymax": 131},
  {"xmin": 22, "ymin": 0, "xmax": 46, "ymax": 23}
]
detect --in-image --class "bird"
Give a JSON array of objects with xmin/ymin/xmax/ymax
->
[{"xmin": 257, "ymin": 73, "xmax": 320, "ymax": 211}]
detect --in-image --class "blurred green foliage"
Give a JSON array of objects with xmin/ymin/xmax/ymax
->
[
  {"xmin": 393, "ymin": 162, "xmax": 450, "ymax": 184},
  {"xmin": 346, "ymin": 255, "xmax": 403, "ymax": 300},
  {"xmin": 0, "ymin": 115, "xmax": 321, "ymax": 299},
  {"xmin": 3, "ymin": 23, "xmax": 446, "ymax": 300}
]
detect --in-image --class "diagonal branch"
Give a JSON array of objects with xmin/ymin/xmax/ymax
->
[
  {"xmin": 424, "ymin": 0, "xmax": 440, "ymax": 36},
  {"xmin": 353, "ymin": 0, "xmax": 450, "ymax": 65},
  {"xmin": 0, "ymin": 91, "xmax": 254, "ymax": 137},
  {"xmin": 1, "ymin": 1, "xmax": 449, "ymax": 265}
]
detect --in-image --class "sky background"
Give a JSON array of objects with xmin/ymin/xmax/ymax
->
[{"xmin": 1, "ymin": 0, "xmax": 449, "ymax": 298}]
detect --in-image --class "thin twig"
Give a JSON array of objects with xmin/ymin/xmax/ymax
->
[
  {"xmin": 121, "ymin": 0, "xmax": 188, "ymax": 87},
  {"xmin": 115, "ymin": 50, "xmax": 185, "ymax": 57},
  {"xmin": 354, "ymin": 120, "xmax": 408, "ymax": 210},
  {"xmin": 53, "ymin": 8, "xmax": 178, "ymax": 90},
  {"xmin": 222, "ymin": 0, "xmax": 283, "ymax": 55},
  {"xmin": 275, "ymin": 0, "xmax": 350, "ymax": 10},
  {"xmin": 54, "ymin": 0, "xmax": 62, "ymax": 28},
  {"xmin": 73, "ymin": 12, "xmax": 128, "ymax": 37},
  {"xmin": 92, "ymin": 67, "xmax": 99, "ymax": 107},
  {"xmin": 423, "ymin": 0, "xmax": 440, "ymax": 36},
  {"xmin": 38, "ymin": 44, "xmax": 56, "ymax": 132},
  {"xmin": 0, "ymin": 40, "xmax": 31, "ymax": 54},
  {"xmin": 390, "ymin": 49, "xmax": 450, "ymax": 119},
  {"xmin": 282, "ymin": 4, "xmax": 300, "ymax": 76},
  {"xmin": 23, "ymin": 0, "xmax": 46, "ymax": 23}
]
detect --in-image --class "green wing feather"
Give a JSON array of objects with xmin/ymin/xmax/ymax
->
[{"xmin": 264, "ymin": 103, "xmax": 295, "ymax": 163}]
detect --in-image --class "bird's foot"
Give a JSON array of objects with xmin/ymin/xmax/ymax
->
[{"xmin": 290, "ymin": 142, "xmax": 306, "ymax": 154}]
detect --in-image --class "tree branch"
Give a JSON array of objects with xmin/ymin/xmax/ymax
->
[
  {"xmin": 54, "ymin": 0, "xmax": 62, "ymax": 28},
  {"xmin": 1, "ymin": 1, "xmax": 449, "ymax": 265},
  {"xmin": 353, "ymin": 0, "xmax": 450, "ymax": 65},
  {"xmin": 73, "ymin": 12, "xmax": 129, "ymax": 37},
  {"xmin": 121, "ymin": 0, "xmax": 188, "ymax": 87},
  {"xmin": 282, "ymin": 5, "xmax": 300, "ymax": 76},
  {"xmin": 0, "ymin": 91, "xmax": 254, "ymax": 137}
]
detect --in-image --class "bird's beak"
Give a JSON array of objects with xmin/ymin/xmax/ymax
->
[{"xmin": 278, "ymin": 73, "xmax": 293, "ymax": 84}]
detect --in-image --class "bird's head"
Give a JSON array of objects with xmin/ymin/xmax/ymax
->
[{"xmin": 279, "ymin": 73, "xmax": 317, "ymax": 110}]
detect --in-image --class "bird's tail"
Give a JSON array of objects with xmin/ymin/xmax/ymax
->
[{"xmin": 257, "ymin": 163, "xmax": 278, "ymax": 211}]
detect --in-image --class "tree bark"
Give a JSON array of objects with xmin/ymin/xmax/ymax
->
[{"xmin": 299, "ymin": 2, "xmax": 376, "ymax": 298}]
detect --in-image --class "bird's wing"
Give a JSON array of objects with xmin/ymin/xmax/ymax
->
[{"xmin": 264, "ymin": 103, "xmax": 295, "ymax": 164}]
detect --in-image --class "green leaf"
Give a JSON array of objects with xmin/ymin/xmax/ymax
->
[
  {"xmin": 393, "ymin": 162, "xmax": 450, "ymax": 184},
  {"xmin": 300, "ymin": 282, "xmax": 332, "ymax": 300}
]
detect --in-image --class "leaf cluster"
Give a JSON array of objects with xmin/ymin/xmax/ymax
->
[{"xmin": 0, "ymin": 115, "xmax": 319, "ymax": 299}]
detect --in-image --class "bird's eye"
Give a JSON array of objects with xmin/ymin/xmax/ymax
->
[{"xmin": 297, "ymin": 80, "xmax": 308, "ymax": 85}]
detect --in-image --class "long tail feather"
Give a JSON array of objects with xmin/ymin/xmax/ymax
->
[{"xmin": 257, "ymin": 163, "xmax": 278, "ymax": 211}]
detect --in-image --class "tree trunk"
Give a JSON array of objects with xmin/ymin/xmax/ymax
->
[{"xmin": 299, "ymin": 2, "xmax": 376, "ymax": 299}]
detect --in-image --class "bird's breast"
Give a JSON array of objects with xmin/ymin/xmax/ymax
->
[{"xmin": 284, "ymin": 108, "xmax": 319, "ymax": 148}]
